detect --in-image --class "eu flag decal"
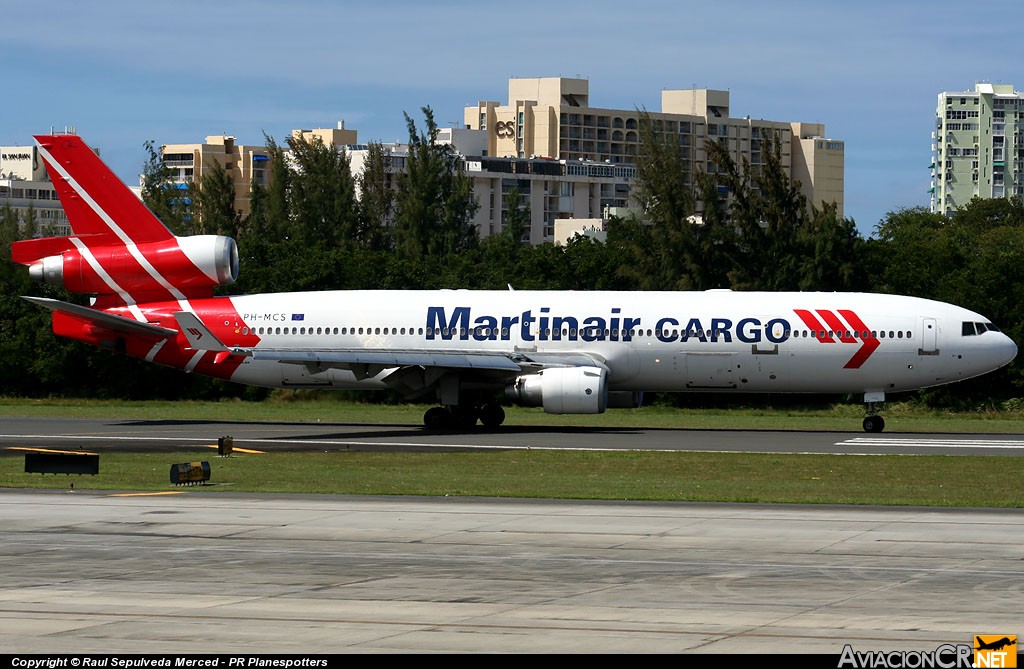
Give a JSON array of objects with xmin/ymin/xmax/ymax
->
[{"xmin": 291, "ymin": 314, "xmax": 305, "ymax": 321}]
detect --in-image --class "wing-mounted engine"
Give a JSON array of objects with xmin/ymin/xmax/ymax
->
[
  {"xmin": 19, "ymin": 234, "xmax": 238, "ymax": 301},
  {"xmin": 506, "ymin": 366, "xmax": 608, "ymax": 414}
]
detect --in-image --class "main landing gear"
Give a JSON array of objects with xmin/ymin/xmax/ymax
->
[
  {"xmin": 862, "ymin": 391, "xmax": 886, "ymax": 433},
  {"xmin": 423, "ymin": 402, "xmax": 506, "ymax": 430}
]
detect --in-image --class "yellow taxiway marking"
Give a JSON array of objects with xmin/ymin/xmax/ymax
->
[
  {"xmin": 205, "ymin": 444, "xmax": 266, "ymax": 454},
  {"xmin": 107, "ymin": 491, "xmax": 188, "ymax": 497},
  {"xmin": 5, "ymin": 446, "xmax": 98, "ymax": 456}
]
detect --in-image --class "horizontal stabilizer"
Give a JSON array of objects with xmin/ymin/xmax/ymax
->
[
  {"xmin": 173, "ymin": 312, "xmax": 228, "ymax": 352},
  {"xmin": 11, "ymin": 236, "xmax": 76, "ymax": 266},
  {"xmin": 22, "ymin": 296, "xmax": 176, "ymax": 338}
]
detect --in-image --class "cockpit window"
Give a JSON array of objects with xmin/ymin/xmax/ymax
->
[{"xmin": 964, "ymin": 321, "xmax": 1003, "ymax": 336}]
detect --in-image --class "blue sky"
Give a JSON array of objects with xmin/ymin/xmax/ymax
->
[{"xmin": 4, "ymin": 0, "xmax": 1022, "ymax": 236}]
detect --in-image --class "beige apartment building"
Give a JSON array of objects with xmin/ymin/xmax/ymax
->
[
  {"xmin": 160, "ymin": 123, "xmax": 358, "ymax": 220},
  {"xmin": 151, "ymin": 78, "xmax": 843, "ymax": 243},
  {"xmin": 161, "ymin": 135, "xmax": 274, "ymax": 219},
  {"xmin": 465, "ymin": 77, "xmax": 844, "ymax": 217}
]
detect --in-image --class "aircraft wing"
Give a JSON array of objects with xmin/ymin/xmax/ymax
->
[
  {"xmin": 248, "ymin": 348, "xmax": 524, "ymax": 372},
  {"xmin": 24, "ymin": 296, "xmax": 177, "ymax": 338},
  {"xmin": 171, "ymin": 311, "xmax": 603, "ymax": 372}
]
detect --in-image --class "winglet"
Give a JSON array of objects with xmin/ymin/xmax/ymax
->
[{"xmin": 173, "ymin": 312, "xmax": 228, "ymax": 352}]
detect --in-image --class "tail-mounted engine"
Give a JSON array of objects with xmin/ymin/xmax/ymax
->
[
  {"xmin": 506, "ymin": 366, "xmax": 608, "ymax": 414},
  {"xmin": 21, "ymin": 235, "xmax": 238, "ymax": 299}
]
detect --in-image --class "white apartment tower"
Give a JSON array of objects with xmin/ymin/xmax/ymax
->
[{"xmin": 931, "ymin": 83, "xmax": 1024, "ymax": 214}]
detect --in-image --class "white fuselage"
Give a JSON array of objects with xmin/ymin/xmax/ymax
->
[{"xmin": 211, "ymin": 290, "xmax": 1017, "ymax": 395}]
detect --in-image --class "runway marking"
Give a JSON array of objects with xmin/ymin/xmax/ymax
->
[
  {"xmin": 0, "ymin": 433, "xmax": 557, "ymax": 451},
  {"xmin": 5, "ymin": 446, "xmax": 98, "ymax": 455},
  {"xmin": 5, "ymin": 433, "xmax": 1024, "ymax": 454},
  {"xmin": 836, "ymin": 437, "xmax": 1024, "ymax": 449},
  {"xmin": 106, "ymin": 491, "xmax": 187, "ymax": 497},
  {"xmin": 204, "ymin": 444, "xmax": 266, "ymax": 454}
]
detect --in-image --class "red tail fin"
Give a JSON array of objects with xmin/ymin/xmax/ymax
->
[
  {"xmin": 12, "ymin": 134, "xmax": 238, "ymax": 309},
  {"xmin": 32, "ymin": 134, "xmax": 173, "ymax": 244}
]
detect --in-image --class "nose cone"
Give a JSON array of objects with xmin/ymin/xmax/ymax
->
[
  {"xmin": 997, "ymin": 333, "xmax": 1018, "ymax": 368},
  {"xmin": 975, "ymin": 332, "xmax": 1019, "ymax": 376}
]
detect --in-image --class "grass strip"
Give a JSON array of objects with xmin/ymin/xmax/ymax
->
[{"xmin": 2, "ymin": 450, "xmax": 1022, "ymax": 507}]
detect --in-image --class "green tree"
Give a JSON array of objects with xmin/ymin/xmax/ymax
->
[
  {"xmin": 262, "ymin": 135, "xmax": 291, "ymax": 240},
  {"xmin": 285, "ymin": 133, "xmax": 360, "ymax": 250},
  {"xmin": 622, "ymin": 111, "xmax": 736, "ymax": 290},
  {"xmin": 795, "ymin": 202, "xmax": 866, "ymax": 292},
  {"xmin": 140, "ymin": 140, "xmax": 190, "ymax": 234},
  {"xmin": 501, "ymin": 186, "xmax": 530, "ymax": 245},
  {"xmin": 393, "ymin": 106, "xmax": 479, "ymax": 258},
  {"xmin": 699, "ymin": 131, "xmax": 864, "ymax": 292},
  {"xmin": 193, "ymin": 159, "xmax": 241, "ymax": 238},
  {"xmin": 474, "ymin": 187, "xmax": 529, "ymax": 289},
  {"xmin": 869, "ymin": 206, "xmax": 955, "ymax": 298},
  {"xmin": 869, "ymin": 199, "xmax": 1024, "ymax": 400},
  {"xmin": 356, "ymin": 141, "xmax": 396, "ymax": 252}
]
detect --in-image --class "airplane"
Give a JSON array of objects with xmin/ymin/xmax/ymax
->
[
  {"xmin": 976, "ymin": 637, "xmax": 1016, "ymax": 652},
  {"xmin": 10, "ymin": 133, "xmax": 1018, "ymax": 432}
]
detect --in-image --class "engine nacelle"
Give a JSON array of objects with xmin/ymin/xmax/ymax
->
[
  {"xmin": 28, "ymin": 235, "xmax": 238, "ymax": 296},
  {"xmin": 506, "ymin": 366, "xmax": 608, "ymax": 414}
]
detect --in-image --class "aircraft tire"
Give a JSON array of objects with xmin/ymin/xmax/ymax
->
[
  {"xmin": 862, "ymin": 415, "xmax": 885, "ymax": 433},
  {"xmin": 423, "ymin": 407, "xmax": 449, "ymax": 429},
  {"xmin": 480, "ymin": 404, "xmax": 506, "ymax": 429}
]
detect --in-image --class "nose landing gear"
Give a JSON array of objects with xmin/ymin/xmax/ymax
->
[
  {"xmin": 862, "ymin": 414, "xmax": 885, "ymax": 433},
  {"xmin": 863, "ymin": 392, "xmax": 886, "ymax": 433}
]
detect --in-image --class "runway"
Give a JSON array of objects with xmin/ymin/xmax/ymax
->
[
  {"xmin": 1, "ymin": 490, "xmax": 1022, "ymax": 654},
  {"xmin": 1, "ymin": 417, "xmax": 1022, "ymax": 654},
  {"xmin": 3, "ymin": 415, "xmax": 1024, "ymax": 456}
]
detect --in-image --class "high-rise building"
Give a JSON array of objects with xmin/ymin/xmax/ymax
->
[
  {"xmin": 160, "ymin": 123, "xmax": 358, "ymax": 220},
  {"xmin": 465, "ymin": 77, "xmax": 844, "ymax": 217},
  {"xmin": 160, "ymin": 134, "xmax": 279, "ymax": 219},
  {"xmin": 931, "ymin": 83, "xmax": 1024, "ymax": 214},
  {"xmin": 0, "ymin": 142, "xmax": 91, "ymax": 236}
]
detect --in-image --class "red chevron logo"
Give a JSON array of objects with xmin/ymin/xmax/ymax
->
[{"xmin": 793, "ymin": 309, "xmax": 880, "ymax": 369}]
